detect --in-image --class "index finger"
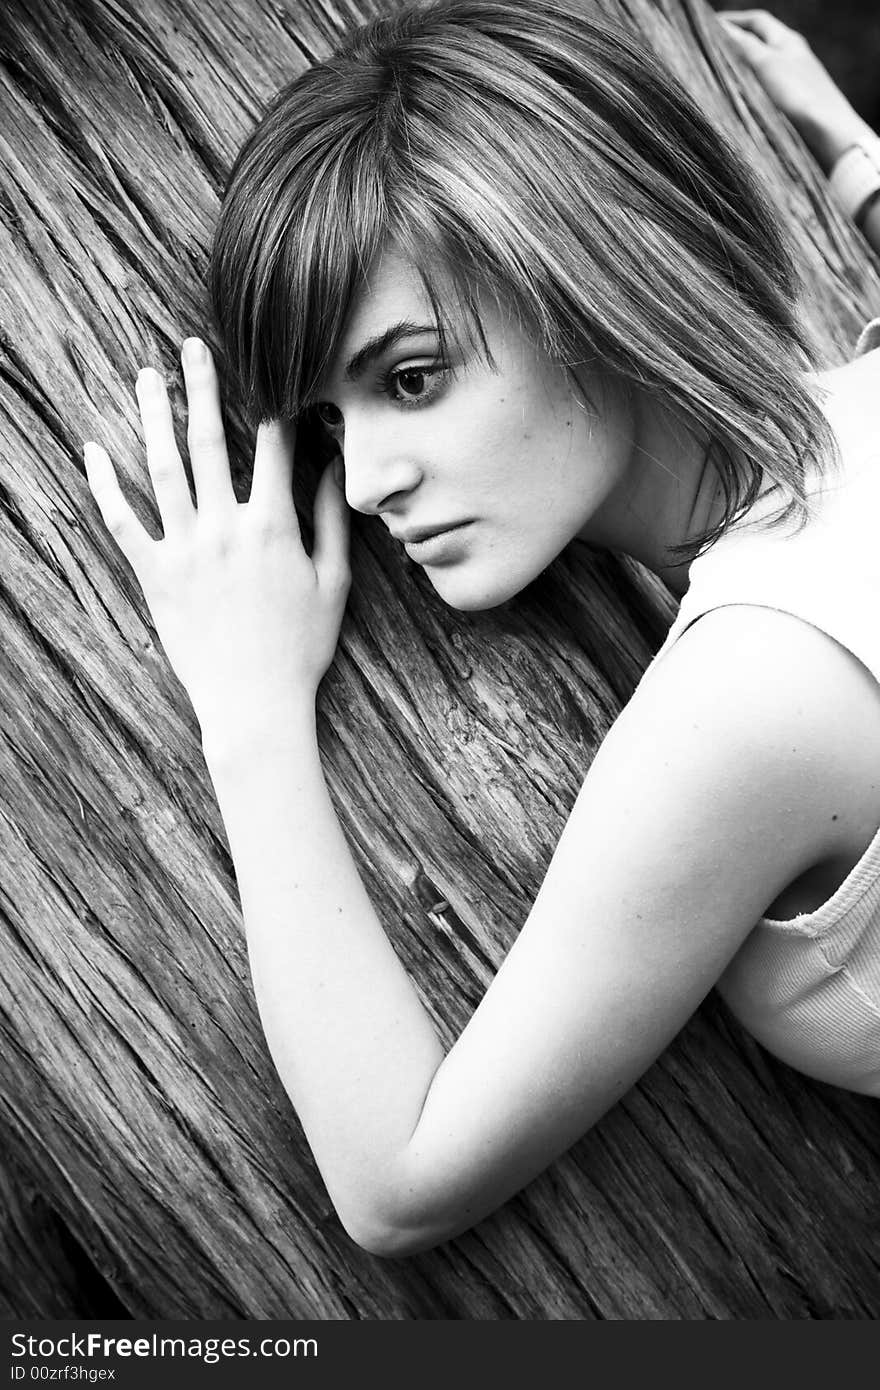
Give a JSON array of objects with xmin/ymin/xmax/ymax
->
[
  {"xmin": 718, "ymin": 12, "xmax": 792, "ymax": 44},
  {"xmin": 248, "ymin": 417, "xmax": 299, "ymax": 527}
]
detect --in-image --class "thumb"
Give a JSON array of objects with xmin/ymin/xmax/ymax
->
[{"xmin": 311, "ymin": 454, "xmax": 350, "ymax": 587}]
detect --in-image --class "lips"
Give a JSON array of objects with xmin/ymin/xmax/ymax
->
[
  {"xmin": 391, "ymin": 522, "xmax": 469, "ymax": 543},
  {"xmin": 392, "ymin": 521, "xmax": 473, "ymax": 566}
]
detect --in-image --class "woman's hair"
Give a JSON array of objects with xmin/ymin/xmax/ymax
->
[{"xmin": 209, "ymin": 0, "xmax": 834, "ymax": 560}]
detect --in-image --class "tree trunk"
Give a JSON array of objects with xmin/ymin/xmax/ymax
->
[{"xmin": 1, "ymin": 0, "xmax": 879, "ymax": 1318}]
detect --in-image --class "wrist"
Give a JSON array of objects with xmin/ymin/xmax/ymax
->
[
  {"xmin": 798, "ymin": 104, "xmax": 874, "ymax": 175},
  {"xmin": 826, "ymin": 131, "xmax": 880, "ymax": 227},
  {"xmin": 200, "ymin": 700, "xmax": 318, "ymax": 772}
]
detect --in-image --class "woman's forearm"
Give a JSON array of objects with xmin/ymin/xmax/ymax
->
[
  {"xmin": 796, "ymin": 106, "xmax": 880, "ymax": 257},
  {"xmin": 795, "ymin": 100, "xmax": 874, "ymax": 176},
  {"xmin": 201, "ymin": 712, "xmax": 446, "ymax": 1252}
]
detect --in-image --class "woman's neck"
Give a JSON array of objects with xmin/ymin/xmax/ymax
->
[{"xmin": 576, "ymin": 395, "xmax": 725, "ymax": 600}]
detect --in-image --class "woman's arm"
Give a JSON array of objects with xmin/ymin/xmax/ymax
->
[
  {"xmin": 721, "ymin": 10, "xmax": 880, "ymax": 254},
  {"xmin": 85, "ymin": 346, "xmax": 852, "ymax": 1257},
  {"xmin": 204, "ymin": 602, "xmax": 854, "ymax": 1256}
]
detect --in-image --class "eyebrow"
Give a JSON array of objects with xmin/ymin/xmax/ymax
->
[{"xmin": 343, "ymin": 320, "xmax": 440, "ymax": 382}]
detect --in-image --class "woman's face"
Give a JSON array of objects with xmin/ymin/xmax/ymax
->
[{"xmin": 315, "ymin": 248, "xmax": 640, "ymax": 610}]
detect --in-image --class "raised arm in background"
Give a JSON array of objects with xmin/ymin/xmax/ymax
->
[{"xmin": 721, "ymin": 10, "xmax": 880, "ymax": 255}]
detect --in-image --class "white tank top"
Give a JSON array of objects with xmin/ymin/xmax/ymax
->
[{"xmin": 639, "ymin": 319, "xmax": 880, "ymax": 1096}]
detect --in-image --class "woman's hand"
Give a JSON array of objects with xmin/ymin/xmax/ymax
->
[
  {"xmin": 84, "ymin": 338, "xmax": 350, "ymax": 744},
  {"xmin": 720, "ymin": 10, "xmax": 871, "ymax": 172}
]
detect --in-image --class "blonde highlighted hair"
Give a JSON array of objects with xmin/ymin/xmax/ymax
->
[{"xmin": 209, "ymin": 0, "xmax": 834, "ymax": 560}]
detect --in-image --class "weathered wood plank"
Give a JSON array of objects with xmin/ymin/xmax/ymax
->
[
  {"xmin": 0, "ymin": 1137, "xmax": 132, "ymax": 1318},
  {"xmin": 1, "ymin": 0, "xmax": 879, "ymax": 1318}
]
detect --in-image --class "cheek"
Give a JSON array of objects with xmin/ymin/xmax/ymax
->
[
  {"xmin": 506, "ymin": 386, "xmax": 626, "ymax": 532},
  {"xmin": 421, "ymin": 374, "xmax": 635, "ymax": 611},
  {"xmin": 560, "ymin": 379, "xmax": 635, "ymax": 505},
  {"xmin": 448, "ymin": 385, "xmax": 560, "ymax": 513}
]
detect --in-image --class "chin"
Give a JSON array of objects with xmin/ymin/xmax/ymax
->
[{"xmin": 425, "ymin": 560, "xmax": 539, "ymax": 612}]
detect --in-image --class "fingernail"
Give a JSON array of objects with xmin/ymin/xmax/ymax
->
[{"xmin": 183, "ymin": 337, "xmax": 207, "ymax": 364}]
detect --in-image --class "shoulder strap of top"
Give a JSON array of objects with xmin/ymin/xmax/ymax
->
[{"xmin": 855, "ymin": 317, "xmax": 880, "ymax": 356}]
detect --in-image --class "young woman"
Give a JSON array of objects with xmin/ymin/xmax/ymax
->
[{"xmin": 82, "ymin": 0, "xmax": 880, "ymax": 1257}]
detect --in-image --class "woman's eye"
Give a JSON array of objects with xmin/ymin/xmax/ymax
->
[
  {"xmin": 394, "ymin": 368, "xmax": 428, "ymax": 399},
  {"xmin": 315, "ymin": 401, "xmax": 343, "ymax": 429},
  {"xmin": 387, "ymin": 365, "xmax": 445, "ymax": 405}
]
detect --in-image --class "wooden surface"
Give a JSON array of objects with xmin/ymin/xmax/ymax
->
[{"xmin": 1, "ymin": 0, "xmax": 879, "ymax": 1319}]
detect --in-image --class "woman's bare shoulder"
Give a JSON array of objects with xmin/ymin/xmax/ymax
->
[{"xmin": 629, "ymin": 602, "xmax": 880, "ymax": 874}]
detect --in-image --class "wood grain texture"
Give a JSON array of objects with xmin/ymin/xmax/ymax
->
[
  {"xmin": 0, "ymin": 1142, "xmax": 130, "ymax": 1318},
  {"xmin": 1, "ymin": 0, "xmax": 879, "ymax": 1319}
]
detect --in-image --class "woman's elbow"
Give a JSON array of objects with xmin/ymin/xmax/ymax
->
[
  {"xmin": 343, "ymin": 1219, "xmax": 433, "ymax": 1259},
  {"xmin": 340, "ymin": 1204, "xmax": 454, "ymax": 1259},
  {"xmin": 338, "ymin": 1181, "xmax": 472, "ymax": 1258},
  {"xmin": 332, "ymin": 1151, "xmax": 488, "ymax": 1257}
]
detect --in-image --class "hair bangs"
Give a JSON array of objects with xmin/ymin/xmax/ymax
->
[
  {"xmin": 210, "ymin": 90, "xmax": 393, "ymax": 428},
  {"xmin": 386, "ymin": 209, "xmax": 496, "ymax": 379}
]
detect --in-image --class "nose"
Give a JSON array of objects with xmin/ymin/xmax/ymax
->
[{"xmin": 339, "ymin": 415, "xmax": 423, "ymax": 517}]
